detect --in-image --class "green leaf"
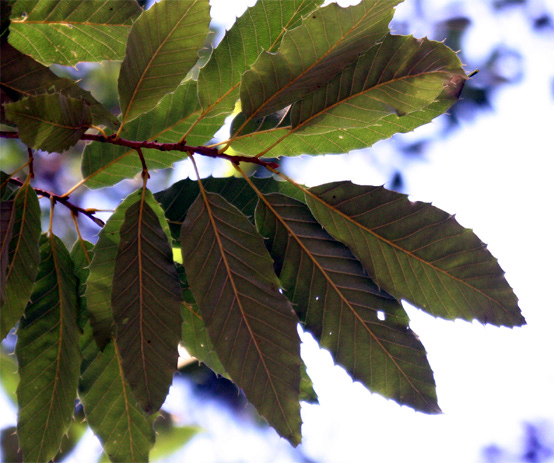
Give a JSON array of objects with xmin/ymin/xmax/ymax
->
[
  {"xmin": 81, "ymin": 79, "xmax": 225, "ymax": 189},
  {"xmin": 0, "ymin": 345, "xmax": 18, "ymax": 404},
  {"xmin": 256, "ymin": 193, "xmax": 439, "ymax": 412},
  {"xmin": 181, "ymin": 191, "xmax": 302, "ymax": 445},
  {"xmin": 79, "ymin": 328, "xmax": 155, "ymax": 463},
  {"xmin": 0, "ymin": 200, "xmax": 14, "ymax": 307},
  {"xmin": 300, "ymin": 363, "xmax": 318, "ymax": 405},
  {"xmin": 198, "ymin": 0, "xmax": 323, "ymax": 118},
  {"xmin": 5, "ymin": 93, "xmax": 91, "ymax": 152},
  {"xmin": 111, "ymin": 191, "xmax": 182, "ymax": 414},
  {"xmin": 70, "ymin": 239, "xmax": 94, "ymax": 331},
  {"xmin": 155, "ymin": 176, "xmax": 305, "ymax": 240},
  {"xmin": 306, "ymin": 181, "xmax": 525, "ymax": 327},
  {"xmin": 150, "ymin": 415, "xmax": 199, "ymax": 462},
  {"xmin": 8, "ymin": 0, "xmax": 142, "ymax": 66},
  {"xmin": 0, "ymin": 41, "xmax": 119, "ymax": 128},
  {"xmin": 16, "ymin": 233, "xmax": 81, "ymax": 463},
  {"xmin": 118, "ymin": 0, "xmax": 211, "ymax": 127},
  {"xmin": 86, "ymin": 189, "xmax": 170, "ymax": 350},
  {"xmin": 0, "ymin": 181, "xmax": 41, "ymax": 340},
  {"xmin": 237, "ymin": 0, "xmax": 402, "ymax": 123}
]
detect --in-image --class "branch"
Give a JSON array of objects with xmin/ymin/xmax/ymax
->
[
  {"xmin": 0, "ymin": 131, "xmax": 280, "ymax": 169},
  {"xmin": 8, "ymin": 177, "xmax": 105, "ymax": 227}
]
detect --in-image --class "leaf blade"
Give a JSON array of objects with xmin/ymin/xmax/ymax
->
[
  {"xmin": 306, "ymin": 181, "xmax": 525, "ymax": 327},
  {"xmin": 181, "ymin": 191, "xmax": 302, "ymax": 445}
]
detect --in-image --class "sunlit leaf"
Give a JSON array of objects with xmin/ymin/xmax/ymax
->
[
  {"xmin": 198, "ymin": 0, "xmax": 323, "ymax": 118},
  {"xmin": 181, "ymin": 191, "xmax": 302, "ymax": 445},
  {"xmin": 0, "ymin": 42, "xmax": 119, "ymax": 128},
  {"xmin": 86, "ymin": 189, "xmax": 170, "ymax": 350},
  {"xmin": 79, "ymin": 326, "xmax": 155, "ymax": 463},
  {"xmin": 0, "ymin": 345, "xmax": 18, "ymax": 404},
  {"xmin": 257, "ymin": 193, "xmax": 439, "ymax": 412},
  {"xmin": 8, "ymin": 0, "xmax": 142, "ymax": 66},
  {"xmin": 118, "ymin": 0, "xmax": 211, "ymax": 127},
  {"xmin": 0, "ymin": 181, "xmax": 41, "ymax": 340},
  {"xmin": 237, "ymin": 0, "xmax": 402, "ymax": 125},
  {"xmin": 16, "ymin": 234, "xmax": 81, "ymax": 463},
  {"xmin": 111, "ymin": 191, "xmax": 182, "ymax": 414},
  {"xmin": 155, "ymin": 176, "xmax": 304, "ymax": 240},
  {"xmin": 5, "ymin": 93, "xmax": 91, "ymax": 152},
  {"xmin": 149, "ymin": 422, "xmax": 199, "ymax": 462},
  {"xmin": 306, "ymin": 181, "xmax": 525, "ymax": 327},
  {"xmin": 81, "ymin": 79, "xmax": 225, "ymax": 189}
]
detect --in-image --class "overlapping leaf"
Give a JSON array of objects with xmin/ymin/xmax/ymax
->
[
  {"xmin": 86, "ymin": 190, "xmax": 169, "ymax": 350},
  {"xmin": 5, "ymin": 93, "xmax": 91, "ymax": 152},
  {"xmin": 16, "ymin": 234, "xmax": 81, "ymax": 463},
  {"xmin": 237, "ymin": 0, "xmax": 402, "ymax": 126},
  {"xmin": 306, "ymin": 181, "xmax": 525, "ymax": 327},
  {"xmin": 155, "ymin": 176, "xmax": 305, "ymax": 240},
  {"xmin": 0, "ymin": 201, "xmax": 14, "ymax": 307},
  {"xmin": 8, "ymin": 0, "xmax": 142, "ymax": 66},
  {"xmin": 118, "ymin": 0, "xmax": 210, "ymax": 128},
  {"xmin": 111, "ymin": 192, "xmax": 182, "ymax": 414},
  {"xmin": 70, "ymin": 239, "xmax": 94, "ymax": 330},
  {"xmin": 0, "ymin": 42, "xmax": 119, "ymax": 128},
  {"xmin": 198, "ymin": 0, "xmax": 323, "ymax": 118},
  {"xmin": 81, "ymin": 79, "xmax": 225, "ymax": 189},
  {"xmin": 256, "ymin": 193, "xmax": 439, "ymax": 412},
  {"xmin": 79, "ymin": 327, "xmax": 155, "ymax": 463},
  {"xmin": 181, "ymin": 192, "xmax": 302, "ymax": 445},
  {"xmin": 0, "ymin": 181, "xmax": 41, "ymax": 340}
]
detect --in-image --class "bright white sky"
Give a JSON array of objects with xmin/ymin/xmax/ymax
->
[{"xmin": 1, "ymin": 1, "xmax": 553, "ymax": 462}]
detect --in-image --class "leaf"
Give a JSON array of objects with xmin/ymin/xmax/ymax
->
[
  {"xmin": 0, "ymin": 200, "xmax": 14, "ymax": 307},
  {"xmin": 0, "ymin": 181, "xmax": 41, "ymax": 340},
  {"xmin": 306, "ymin": 181, "xmax": 525, "ymax": 327},
  {"xmin": 256, "ymin": 193, "xmax": 439, "ymax": 412},
  {"xmin": 300, "ymin": 363, "xmax": 318, "ymax": 405},
  {"xmin": 181, "ymin": 191, "xmax": 302, "ymax": 445},
  {"xmin": 81, "ymin": 79, "xmax": 225, "ymax": 189},
  {"xmin": 149, "ymin": 422, "xmax": 199, "ymax": 462},
  {"xmin": 16, "ymin": 233, "xmax": 81, "ymax": 463},
  {"xmin": 111, "ymin": 191, "xmax": 182, "ymax": 414},
  {"xmin": 0, "ymin": 41, "xmax": 119, "ymax": 128},
  {"xmin": 155, "ymin": 176, "xmax": 305, "ymax": 240},
  {"xmin": 198, "ymin": 0, "xmax": 323, "ymax": 118},
  {"xmin": 5, "ymin": 93, "xmax": 91, "ymax": 152},
  {"xmin": 237, "ymin": 0, "xmax": 402, "ymax": 124},
  {"xmin": 8, "ymin": 0, "xmax": 142, "ymax": 66},
  {"xmin": 79, "ymin": 327, "xmax": 155, "ymax": 463},
  {"xmin": 86, "ymin": 189, "xmax": 170, "ymax": 350},
  {"xmin": 70, "ymin": 239, "xmax": 94, "ymax": 331},
  {"xmin": 118, "ymin": 0, "xmax": 211, "ymax": 127}
]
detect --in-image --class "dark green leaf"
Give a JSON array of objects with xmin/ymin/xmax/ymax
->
[
  {"xmin": 16, "ymin": 234, "xmax": 81, "ymax": 463},
  {"xmin": 300, "ymin": 363, "xmax": 318, "ymax": 405},
  {"xmin": 306, "ymin": 182, "xmax": 525, "ymax": 327},
  {"xmin": 5, "ymin": 93, "xmax": 91, "ymax": 152},
  {"xmin": 70, "ymin": 239, "xmax": 94, "ymax": 331},
  {"xmin": 81, "ymin": 79, "xmax": 225, "ymax": 189},
  {"xmin": 86, "ymin": 189, "xmax": 170, "ymax": 350},
  {"xmin": 155, "ymin": 176, "xmax": 305, "ymax": 240},
  {"xmin": 118, "ymin": 0, "xmax": 211, "ymax": 127},
  {"xmin": 238, "ymin": 0, "xmax": 402, "ymax": 123},
  {"xmin": 0, "ymin": 200, "xmax": 14, "ymax": 307},
  {"xmin": 112, "ymin": 191, "xmax": 182, "ymax": 414},
  {"xmin": 181, "ymin": 191, "xmax": 302, "ymax": 445},
  {"xmin": 0, "ymin": 41, "xmax": 119, "ymax": 128},
  {"xmin": 79, "ymin": 326, "xmax": 155, "ymax": 463},
  {"xmin": 198, "ymin": 0, "xmax": 323, "ymax": 118},
  {"xmin": 257, "ymin": 193, "xmax": 439, "ymax": 412},
  {"xmin": 0, "ymin": 181, "xmax": 41, "ymax": 340},
  {"xmin": 8, "ymin": 0, "xmax": 142, "ymax": 66}
]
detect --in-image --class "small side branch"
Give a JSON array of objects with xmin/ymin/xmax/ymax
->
[{"xmin": 7, "ymin": 177, "xmax": 105, "ymax": 227}]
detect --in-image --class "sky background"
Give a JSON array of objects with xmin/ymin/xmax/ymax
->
[{"xmin": 1, "ymin": 0, "xmax": 553, "ymax": 462}]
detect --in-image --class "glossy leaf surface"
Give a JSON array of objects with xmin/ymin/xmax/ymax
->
[
  {"xmin": 257, "ymin": 193, "xmax": 439, "ymax": 412},
  {"xmin": 5, "ymin": 93, "xmax": 91, "ymax": 152},
  {"xmin": 16, "ymin": 234, "xmax": 81, "ymax": 463},
  {"xmin": 8, "ymin": 0, "xmax": 141, "ymax": 66},
  {"xmin": 118, "ymin": 0, "xmax": 210, "ymax": 127},
  {"xmin": 306, "ymin": 182, "xmax": 525, "ymax": 327},
  {"xmin": 111, "ymin": 192, "xmax": 182, "ymax": 414},
  {"xmin": 0, "ymin": 181, "xmax": 41, "ymax": 340},
  {"xmin": 181, "ymin": 192, "xmax": 302, "ymax": 445}
]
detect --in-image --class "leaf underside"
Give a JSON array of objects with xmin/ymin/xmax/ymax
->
[
  {"xmin": 256, "ymin": 193, "xmax": 439, "ymax": 413},
  {"xmin": 181, "ymin": 191, "xmax": 302, "ymax": 446}
]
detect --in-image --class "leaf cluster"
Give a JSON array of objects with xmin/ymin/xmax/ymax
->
[{"xmin": 0, "ymin": 0, "xmax": 524, "ymax": 461}]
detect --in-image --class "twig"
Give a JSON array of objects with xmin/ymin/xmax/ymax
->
[{"xmin": 7, "ymin": 177, "xmax": 105, "ymax": 227}]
